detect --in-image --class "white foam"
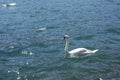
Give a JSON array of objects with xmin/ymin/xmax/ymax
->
[
  {"xmin": 99, "ymin": 78, "xmax": 103, "ymax": 80},
  {"xmin": 2, "ymin": 3, "xmax": 16, "ymax": 7},
  {"xmin": 37, "ymin": 27, "xmax": 46, "ymax": 31},
  {"xmin": 21, "ymin": 51, "xmax": 34, "ymax": 55}
]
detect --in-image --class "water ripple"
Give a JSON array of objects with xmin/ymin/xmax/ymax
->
[{"xmin": 0, "ymin": 0, "xmax": 120, "ymax": 80}]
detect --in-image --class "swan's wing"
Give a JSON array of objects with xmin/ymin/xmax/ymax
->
[
  {"xmin": 68, "ymin": 48, "xmax": 98, "ymax": 57},
  {"xmin": 69, "ymin": 48, "xmax": 87, "ymax": 55}
]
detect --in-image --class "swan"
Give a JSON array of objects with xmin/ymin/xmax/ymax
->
[{"xmin": 62, "ymin": 35, "xmax": 98, "ymax": 57}]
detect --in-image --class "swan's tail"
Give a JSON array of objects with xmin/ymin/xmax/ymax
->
[{"xmin": 92, "ymin": 49, "xmax": 98, "ymax": 53}]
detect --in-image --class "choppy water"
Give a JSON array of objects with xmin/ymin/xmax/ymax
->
[{"xmin": 0, "ymin": 0, "xmax": 120, "ymax": 80}]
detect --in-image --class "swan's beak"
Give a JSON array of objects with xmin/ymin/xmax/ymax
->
[
  {"xmin": 61, "ymin": 37, "xmax": 65, "ymax": 40},
  {"xmin": 61, "ymin": 37, "xmax": 64, "ymax": 40}
]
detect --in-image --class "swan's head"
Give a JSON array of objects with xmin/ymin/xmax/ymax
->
[{"xmin": 62, "ymin": 35, "xmax": 70, "ymax": 40}]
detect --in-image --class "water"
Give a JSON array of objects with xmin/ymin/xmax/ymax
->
[{"xmin": 0, "ymin": 0, "xmax": 120, "ymax": 80}]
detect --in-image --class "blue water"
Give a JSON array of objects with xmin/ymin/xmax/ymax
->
[{"xmin": 0, "ymin": 0, "xmax": 120, "ymax": 80}]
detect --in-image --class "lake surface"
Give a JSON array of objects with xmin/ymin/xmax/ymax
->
[{"xmin": 0, "ymin": 0, "xmax": 120, "ymax": 80}]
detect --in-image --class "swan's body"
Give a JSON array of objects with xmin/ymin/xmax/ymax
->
[
  {"xmin": 69, "ymin": 48, "xmax": 98, "ymax": 57},
  {"xmin": 62, "ymin": 35, "xmax": 98, "ymax": 57}
]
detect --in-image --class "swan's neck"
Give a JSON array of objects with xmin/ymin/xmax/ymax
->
[{"xmin": 65, "ymin": 39, "xmax": 69, "ymax": 54}]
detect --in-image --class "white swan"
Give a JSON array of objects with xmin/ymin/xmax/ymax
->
[{"xmin": 62, "ymin": 35, "xmax": 98, "ymax": 57}]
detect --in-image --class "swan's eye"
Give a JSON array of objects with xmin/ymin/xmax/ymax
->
[{"xmin": 63, "ymin": 37, "xmax": 66, "ymax": 39}]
